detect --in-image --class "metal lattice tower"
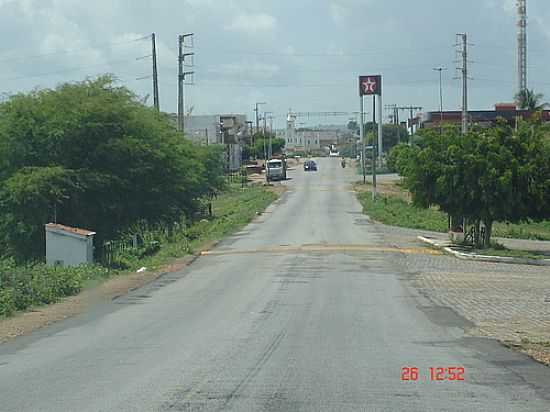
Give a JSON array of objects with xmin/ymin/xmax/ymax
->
[{"xmin": 517, "ymin": 0, "xmax": 527, "ymax": 94}]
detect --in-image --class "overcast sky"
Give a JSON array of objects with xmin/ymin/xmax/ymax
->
[{"xmin": 1, "ymin": 0, "xmax": 549, "ymax": 127}]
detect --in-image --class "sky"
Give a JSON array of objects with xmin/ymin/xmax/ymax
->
[{"xmin": 1, "ymin": 0, "xmax": 549, "ymax": 128}]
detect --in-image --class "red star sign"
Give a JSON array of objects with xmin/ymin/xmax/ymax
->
[{"xmin": 362, "ymin": 77, "xmax": 377, "ymax": 94}]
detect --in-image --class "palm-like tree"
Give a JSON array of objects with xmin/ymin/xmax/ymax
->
[{"xmin": 515, "ymin": 89, "xmax": 549, "ymax": 111}]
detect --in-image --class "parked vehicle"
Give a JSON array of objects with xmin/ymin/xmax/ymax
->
[
  {"xmin": 266, "ymin": 159, "xmax": 287, "ymax": 181},
  {"xmin": 304, "ymin": 160, "xmax": 318, "ymax": 171}
]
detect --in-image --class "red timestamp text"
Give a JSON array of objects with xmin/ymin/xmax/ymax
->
[{"xmin": 401, "ymin": 367, "xmax": 465, "ymax": 382}]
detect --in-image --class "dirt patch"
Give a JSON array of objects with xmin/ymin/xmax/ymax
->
[
  {"xmin": 0, "ymin": 254, "xmax": 199, "ymax": 345},
  {"xmin": 505, "ymin": 342, "xmax": 550, "ymax": 366},
  {"xmin": 354, "ymin": 180, "xmax": 410, "ymax": 200},
  {"xmin": 264, "ymin": 183, "xmax": 288, "ymax": 196}
]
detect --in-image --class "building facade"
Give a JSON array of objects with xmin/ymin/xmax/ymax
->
[
  {"xmin": 184, "ymin": 114, "xmax": 248, "ymax": 171},
  {"xmin": 45, "ymin": 223, "xmax": 96, "ymax": 267},
  {"xmin": 420, "ymin": 104, "xmax": 550, "ymax": 129}
]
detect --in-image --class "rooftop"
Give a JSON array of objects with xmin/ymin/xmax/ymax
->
[{"xmin": 45, "ymin": 223, "xmax": 96, "ymax": 237}]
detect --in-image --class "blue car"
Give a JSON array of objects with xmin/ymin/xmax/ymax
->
[{"xmin": 304, "ymin": 160, "xmax": 317, "ymax": 171}]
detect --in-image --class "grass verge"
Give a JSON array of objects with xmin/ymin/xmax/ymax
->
[
  {"xmin": 357, "ymin": 190, "xmax": 448, "ymax": 232},
  {"xmin": 470, "ymin": 246, "xmax": 550, "ymax": 260},
  {"xmin": 356, "ymin": 184, "xmax": 550, "ymax": 241},
  {"xmin": 0, "ymin": 184, "xmax": 278, "ymax": 319}
]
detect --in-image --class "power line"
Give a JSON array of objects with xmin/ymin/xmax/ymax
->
[
  {"xmin": 0, "ymin": 57, "xmax": 142, "ymax": 81},
  {"xmin": 0, "ymin": 35, "xmax": 151, "ymax": 64}
]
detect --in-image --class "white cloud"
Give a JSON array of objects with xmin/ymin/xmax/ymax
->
[
  {"xmin": 208, "ymin": 62, "xmax": 280, "ymax": 80},
  {"xmin": 224, "ymin": 13, "xmax": 276, "ymax": 34},
  {"xmin": 329, "ymin": 0, "xmax": 371, "ymax": 24}
]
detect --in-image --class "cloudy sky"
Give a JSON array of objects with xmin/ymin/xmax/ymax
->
[{"xmin": 1, "ymin": 0, "xmax": 549, "ymax": 127}]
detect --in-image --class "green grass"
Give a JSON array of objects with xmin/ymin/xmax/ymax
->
[
  {"xmin": 357, "ymin": 191, "xmax": 448, "ymax": 232},
  {"xmin": 493, "ymin": 221, "xmax": 550, "ymax": 242},
  {"xmin": 0, "ymin": 184, "xmax": 278, "ymax": 319},
  {"xmin": 357, "ymin": 188, "xmax": 550, "ymax": 242},
  {"xmin": 99, "ymin": 184, "xmax": 278, "ymax": 274}
]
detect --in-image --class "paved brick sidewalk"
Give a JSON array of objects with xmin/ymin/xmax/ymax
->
[{"xmin": 377, "ymin": 224, "xmax": 550, "ymax": 354}]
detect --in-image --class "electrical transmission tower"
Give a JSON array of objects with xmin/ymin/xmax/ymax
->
[{"xmin": 517, "ymin": 0, "xmax": 527, "ymax": 95}]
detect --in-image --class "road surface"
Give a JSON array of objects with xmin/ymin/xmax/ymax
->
[{"xmin": 1, "ymin": 158, "xmax": 550, "ymax": 411}]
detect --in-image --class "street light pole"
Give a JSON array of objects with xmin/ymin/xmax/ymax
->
[
  {"xmin": 265, "ymin": 112, "xmax": 273, "ymax": 159},
  {"xmin": 433, "ymin": 67, "xmax": 447, "ymax": 134},
  {"xmin": 254, "ymin": 102, "xmax": 266, "ymax": 161}
]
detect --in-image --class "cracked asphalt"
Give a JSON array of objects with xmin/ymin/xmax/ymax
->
[{"xmin": 1, "ymin": 158, "xmax": 550, "ymax": 411}]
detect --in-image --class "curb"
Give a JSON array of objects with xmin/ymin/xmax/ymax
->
[{"xmin": 418, "ymin": 236, "xmax": 550, "ymax": 266}]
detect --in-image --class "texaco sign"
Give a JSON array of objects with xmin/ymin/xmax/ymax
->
[{"xmin": 359, "ymin": 75, "xmax": 382, "ymax": 96}]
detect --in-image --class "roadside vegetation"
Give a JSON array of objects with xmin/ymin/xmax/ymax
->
[
  {"xmin": 376, "ymin": 117, "xmax": 550, "ymax": 248},
  {"xmin": 0, "ymin": 184, "xmax": 277, "ymax": 318},
  {"xmin": 0, "ymin": 75, "xmax": 281, "ymax": 319},
  {"xmin": 357, "ymin": 186, "xmax": 550, "ymax": 242}
]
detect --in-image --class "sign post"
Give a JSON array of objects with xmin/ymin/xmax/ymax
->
[{"xmin": 359, "ymin": 75, "xmax": 382, "ymax": 199}]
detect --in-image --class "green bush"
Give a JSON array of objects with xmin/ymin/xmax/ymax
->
[
  {"xmin": 0, "ymin": 76, "xmax": 225, "ymax": 262},
  {"xmin": 0, "ymin": 260, "xmax": 107, "ymax": 317}
]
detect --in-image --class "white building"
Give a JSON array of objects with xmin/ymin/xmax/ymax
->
[
  {"xmin": 184, "ymin": 114, "xmax": 248, "ymax": 171},
  {"xmin": 45, "ymin": 223, "xmax": 96, "ymax": 267}
]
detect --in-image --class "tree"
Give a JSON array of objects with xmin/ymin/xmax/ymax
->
[
  {"xmin": 0, "ymin": 75, "xmax": 221, "ymax": 261},
  {"xmin": 347, "ymin": 120, "xmax": 359, "ymax": 134},
  {"xmin": 401, "ymin": 123, "xmax": 550, "ymax": 248},
  {"xmin": 363, "ymin": 123, "xmax": 409, "ymax": 151},
  {"xmin": 242, "ymin": 134, "xmax": 284, "ymax": 160},
  {"xmin": 386, "ymin": 143, "xmax": 418, "ymax": 175},
  {"xmin": 515, "ymin": 89, "xmax": 548, "ymax": 111}
]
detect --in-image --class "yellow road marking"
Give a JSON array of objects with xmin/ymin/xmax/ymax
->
[{"xmin": 200, "ymin": 244, "xmax": 441, "ymax": 257}]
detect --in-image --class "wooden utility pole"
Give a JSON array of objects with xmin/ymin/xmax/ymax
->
[{"xmin": 152, "ymin": 33, "xmax": 160, "ymax": 111}]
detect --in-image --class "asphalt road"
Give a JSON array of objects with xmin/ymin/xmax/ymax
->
[{"xmin": 1, "ymin": 158, "xmax": 550, "ymax": 411}]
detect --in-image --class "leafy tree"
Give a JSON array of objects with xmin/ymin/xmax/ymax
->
[
  {"xmin": 364, "ymin": 123, "xmax": 409, "ymax": 151},
  {"xmin": 386, "ymin": 143, "xmax": 418, "ymax": 175},
  {"xmin": 347, "ymin": 120, "xmax": 359, "ymax": 134},
  {"xmin": 0, "ymin": 75, "xmax": 220, "ymax": 261},
  {"xmin": 243, "ymin": 134, "xmax": 284, "ymax": 160},
  {"xmin": 402, "ymin": 123, "xmax": 550, "ymax": 248},
  {"xmin": 515, "ymin": 89, "xmax": 548, "ymax": 111}
]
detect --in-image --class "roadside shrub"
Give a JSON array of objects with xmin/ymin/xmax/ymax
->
[{"xmin": 0, "ymin": 260, "xmax": 106, "ymax": 317}]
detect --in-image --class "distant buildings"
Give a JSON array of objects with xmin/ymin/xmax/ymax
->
[
  {"xmin": 284, "ymin": 112, "xmax": 344, "ymax": 154},
  {"xmin": 171, "ymin": 114, "xmax": 249, "ymax": 171},
  {"xmin": 420, "ymin": 104, "xmax": 550, "ymax": 130}
]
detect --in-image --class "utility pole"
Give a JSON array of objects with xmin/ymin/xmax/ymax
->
[
  {"xmin": 517, "ymin": 0, "xmax": 527, "ymax": 96},
  {"xmin": 263, "ymin": 113, "xmax": 268, "ymax": 160},
  {"xmin": 254, "ymin": 102, "xmax": 266, "ymax": 135},
  {"xmin": 254, "ymin": 102, "xmax": 266, "ymax": 160},
  {"xmin": 178, "ymin": 33, "xmax": 194, "ymax": 133},
  {"xmin": 396, "ymin": 106, "xmax": 423, "ymax": 144},
  {"xmin": 152, "ymin": 33, "xmax": 160, "ymax": 111},
  {"xmin": 455, "ymin": 33, "xmax": 470, "ymax": 135},
  {"xmin": 433, "ymin": 67, "xmax": 447, "ymax": 134},
  {"xmin": 385, "ymin": 104, "xmax": 400, "ymax": 143},
  {"xmin": 267, "ymin": 114, "xmax": 274, "ymax": 158}
]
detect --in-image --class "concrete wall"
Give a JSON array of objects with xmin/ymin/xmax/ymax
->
[
  {"xmin": 46, "ymin": 230, "xmax": 94, "ymax": 267},
  {"xmin": 185, "ymin": 114, "xmax": 247, "ymax": 171}
]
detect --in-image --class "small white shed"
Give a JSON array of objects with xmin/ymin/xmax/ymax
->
[{"xmin": 45, "ymin": 223, "xmax": 96, "ymax": 267}]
